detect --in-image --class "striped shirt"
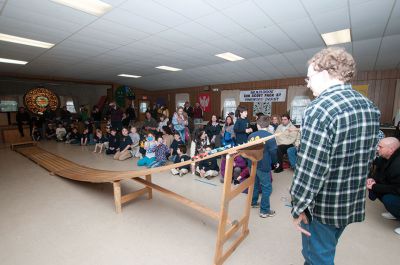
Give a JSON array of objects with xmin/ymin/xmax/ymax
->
[{"xmin": 290, "ymin": 84, "xmax": 381, "ymax": 227}]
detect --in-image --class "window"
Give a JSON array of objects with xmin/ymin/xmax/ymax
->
[
  {"xmin": 0, "ymin": 100, "xmax": 18, "ymax": 112},
  {"xmin": 66, "ymin": 100, "xmax": 76, "ymax": 113},
  {"xmin": 175, "ymin": 93, "xmax": 189, "ymax": 110},
  {"xmin": 223, "ymin": 98, "xmax": 237, "ymax": 119}
]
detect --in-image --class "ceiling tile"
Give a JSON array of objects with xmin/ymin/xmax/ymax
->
[
  {"xmin": 204, "ymin": 0, "xmax": 248, "ymax": 10},
  {"xmin": 154, "ymin": 0, "xmax": 216, "ymax": 19},
  {"xmin": 254, "ymin": 0, "xmax": 308, "ymax": 23},
  {"xmin": 278, "ymin": 17, "xmax": 324, "ymax": 49},
  {"xmin": 302, "ymin": 0, "xmax": 348, "ymax": 15},
  {"xmin": 253, "ymin": 26, "xmax": 299, "ymax": 52},
  {"xmin": 310, "ymin": 7, "xmax": 351, "ymax": 33},
  {"xmin": 195, "ymin": 12, "xmax": 247, "ymax": 37}
]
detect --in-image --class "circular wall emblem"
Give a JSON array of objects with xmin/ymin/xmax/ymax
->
[{"xmin": 24, "ymin": 87, "xmax": 59, "ymax": 114}]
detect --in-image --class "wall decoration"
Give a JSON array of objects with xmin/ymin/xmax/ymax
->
[
  {"xmin": 253, "ymin": 101, "xmax": 271, "ymax": 116},
  {"xmin": 240, "ymin": 88, "xmax": 286, "ymax": 102},
  {"xmin": 24, "ymin": 87, "xmax": 59, "ymax": 114},
  {"xmin": 198, "ymin": 93, "xmax": 211, "ymax": 112}
]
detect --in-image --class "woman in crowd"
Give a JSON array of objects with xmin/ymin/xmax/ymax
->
[
  {"xmin": 221, "ymin": 115, "xmax": 235, "ymax": 147},
  {"xmin": 205, "ymin": 114, "xmax": 222, "ymax": 147},
  {"xmin": 172, "ymin": 106, "xmax": 188, "ymax": 144}
]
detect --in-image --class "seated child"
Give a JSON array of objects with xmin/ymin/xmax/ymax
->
[
  {"xmin": 66, "ymin": 127, "xmax": 80, "ymax": 144},
  {"xmin": 32, "ymin": 125, "xmax": 41, "ymax": 141},
  {"xmin": 171, "ymin": 145, "xmax": 191, "ymax": 177},
  {"xmin": 169, "ymin": 133, "xmax": 184, "ymax": 162},
  {"xmin": 190, "ymin": 130, "xmax": 210, "ymax": 174},
  {"xmin": 114, "ymin": 127, "xmax": 133, "ymax": 161},
  {"xmin": 220, "ymin": 155, "xmax": 249, "ymax": 184},
  {"xmin": 55, "ymin": 123, "xmax": 66, "ymax": 141},
  {"xmin": 162, "ymin": 126, "xmax": 174, "ymax": 149},
  {"xmin": 128, "ymin": 126, "xmax": 140, "ymax": 158},
  {"xmin": 93, "ymin": 129, "xmax": 107, "ymax": 153},
  {"xmin": 137, "ymin": 133, "xmax": 157, "ymax": 166},
  {"xmin": 80, "ymin": 127, "xmax": 90, "ymax": 146},
  {"xmin": 197, "ymin": 145, "xmax": 219, "ymax": 179},
  {"xmin": 106, "ymin": 128, "xmax": 119, "ymax": 155},
  {"xmin": 45, "ymin": 124, "xmax": 56, "ymax": 140},
  {"xmin": 147, "ymin": 136, "xmax": 170, "ymax": 168}
]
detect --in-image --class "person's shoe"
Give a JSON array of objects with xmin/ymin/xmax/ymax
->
[
  {"xmin": 381, "ymin": 212, "xmax": 397, "ymax": 220},
  {"xmin": 260, "ymin": 210, "xmax": 276, "ymax": 218},
  {"xmin": 274, "ymin": 167, "xmax": 283, "ymax": 173},
  {"xmin": 251, "ymin": 203, "xmax": 260, "ymax": 208},
  {"xmin": 394, "ymin": 227, "xmax": 400, "ymax": 235}
]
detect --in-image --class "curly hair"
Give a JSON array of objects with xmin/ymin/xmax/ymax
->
[{"xmin": 308, "ymin": 47, "xmax": 356, "ymax": 83}]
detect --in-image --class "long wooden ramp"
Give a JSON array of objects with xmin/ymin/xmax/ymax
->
[{"xmin": 12, "ymin": 135, "xmax": 276, "ymax": 265}]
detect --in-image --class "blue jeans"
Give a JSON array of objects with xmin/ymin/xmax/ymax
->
[
  {"xmin": 301, "ymin": 219, "xmax": 346, "ymax": 265},
  {"xmin": 137, "ymin": 156, "xmax": 156, "ymax": 166},
  {"xmin": 148, "ymin": 160, "xmax": 166, "ymax": 168},
  {"xmin": 251, "ymin": 169, "xmax": 272, "ymax": 214},
  {"xmin": 380, "ymin": 194, "xmax": 400, "ymax": 219},
  {"xmin": 287, "ymin": 146, "xmax": 297, "ymax": 169}
]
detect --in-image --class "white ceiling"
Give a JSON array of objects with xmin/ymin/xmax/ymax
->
[{"xmin": 0, "ymin": 0, "xmax": 399, "ymax": 90}]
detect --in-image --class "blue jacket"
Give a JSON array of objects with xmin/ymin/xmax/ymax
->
[
  {"xmin": 248, "ymin": 130, "xmax": 277, "ymax": 172},
  {"xmin": 234, "ymin": 118, "xmax": 250, "ymax": 144}
]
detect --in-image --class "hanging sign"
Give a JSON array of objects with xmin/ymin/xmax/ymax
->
[{"xmin": 240, "ymin": 89, "xmax": 286, "ymax": 102}]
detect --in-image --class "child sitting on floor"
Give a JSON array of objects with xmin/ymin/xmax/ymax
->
[
  {"xmin": 129, "ymin": 126, "xmax": 140, "ymax": 158},
  {"xmin": 45, "ymin": 123, "xmax": 56, "ymax": 140},
  {"xmin": 197, "ymin": 145, "xmax": 220, "ymax": 179},
  {"xmin": 55, "ymin": 123, "xmax": 66, "ymax": 142},
  {"xmin": 80, "ymin": 127, "xmax": 89, "ymax": 146},
  {"xmin": 93, "ymin": 129, "xmax": 107, "ymax": 153},
  {"xmin": 66, "ymin": 127, "xmax": 80, "ymax": 144},
  {"xmin": 114, "ymin": 127, "xmax": 133, "ymax": 161},
  {"xmin": 220, "ymin": 155, "xmax": 249, "ymax": 184},
  {"xmin": 171, "ymin": 145, "xmax": 191, "ymax": 177},
  {"xmin": 147, "ymin": 136, "xmax": 170, "ymax": 168},
  {"xmin": 106, "ymin": 128, "xmax": 119, "ymax": 155},
  {"xmin": 32, "ymin": 125, "xmax": 41, "ymax": 141},
  {"xmin": 137, "ymin": 132, "xmax": 157, "ymax": 166},
  {"xmin": 169, "ymin": 133, "xmax": 184, "ymax": 162}
]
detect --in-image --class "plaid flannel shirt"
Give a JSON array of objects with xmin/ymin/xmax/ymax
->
[{"xmin": 290, "ymin": 84, "xmax": 381, "ymax": 227}]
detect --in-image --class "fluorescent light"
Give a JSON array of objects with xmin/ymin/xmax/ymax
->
[
  {"xmin": 321, "ymin": 29, "xmax": 351, "ymax": 46},
  {"xmin": 0, "ymin": 33, "xmax": 54, "ymax": 49},
  {"xmin": 215, "ymin": 52, "xmax": 244, "ymax": 62},
  {"xmin": 0, "ymin": 57, "xmax": 28, "ymax": 65},
  {"xmin": 155, "ymin": 66, "xmax": 182, "ymax": 72},
  {"xmin": 118, "ymin": 74, "xmax": 142, "ymax": 78},
  {"xmin": 51, "ymin": 0, "xmax": 112, "ymax": 16}
]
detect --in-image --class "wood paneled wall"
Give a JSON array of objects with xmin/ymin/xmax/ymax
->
[{"xmin": 145, "ymin": 69, "xmax": 399, "ymax": 123}]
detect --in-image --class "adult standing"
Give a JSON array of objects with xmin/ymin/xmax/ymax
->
[
  {"xmin": 16, "ymin": 107, "xmax": 32, "ymax": 137},
  {"xmin": 192, "ymin": 102, "xmax": 203, "ymax": 125},
  {"xmin": 108, "ymin": 102, "xmax": 123, "ymax": 131},
  {"xmin": 367, "ymin": 137, "xmax": 400, "ymax": 235},
  {"xmin": 183, "ymin": 101, "xmax": 193, "ymax": 119},
  {"xmin": 290, "ymin": 47, "xmax": 381, "ymax": 265},
  {"xmin": 91, "ymin": 105, "xmax": 102, "ymax": 129},
  {"xmin": 205, "ymin": 114, "xmax": 222, "ymax": 147},
  {"xmin": 172, "ymin": 106, "xmax": 188, "ymax": 144}
]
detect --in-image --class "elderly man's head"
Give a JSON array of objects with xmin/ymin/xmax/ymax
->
[{"xmin": 378, "ymin": 137, "xmax": 400, "ymax": 159}]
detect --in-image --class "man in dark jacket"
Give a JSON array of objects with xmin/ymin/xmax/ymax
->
[
  {"xmin": 16, "ymin": 107, "xmax": 32, "ymax": 137},
  {"xmin": 367, "ymin": 137, "xmax": 400, "ymax": 235}
]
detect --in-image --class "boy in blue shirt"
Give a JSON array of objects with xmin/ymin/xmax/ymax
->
[{"xmin": 248, "ymin": 115, "xmax": 278, "ymax": 218}]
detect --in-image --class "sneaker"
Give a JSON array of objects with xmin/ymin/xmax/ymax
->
[
  {"xmin": 274, "ymin": 167, "xmax": 283, "ymax": 173},
  {"xmin": 260, "ymin": 210, "xmax": 276, "ymax": 218},
  {"xmin": 382, "ymin": 212, "xmax": 397, "ymax": 220},
  {"xmin": 394, "ymin": 227, "xmax": 400, "ymax": 235},
  {"xmin": 251, "ymin": 203, "xmax": 260, "ymax": 208}
]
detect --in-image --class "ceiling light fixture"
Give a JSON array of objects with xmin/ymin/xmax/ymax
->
[
  {"xmin": 118, "ymin": 74, "xmax": 142, "ymax": 78},
  {"xmin": 0, "ymin": 33, "xmax": 54, "ymax": 48},
  {"xmin": 155, "ymin": 66, "xmax": 182, "ymax": 72},
  {"xmin": 0, "ymin": 57, "xmax": 28, "ymax": 65},
  {"xmin": 215, "ymin": 52, "xmax": 244, "ymax": 62},
  {"xmin": 321, "ymin": 29, "xmax": 351, "ymax": 46},
  {"xmin": 51, "ymin": 0, "xmax": 112, "ymax": 16}
]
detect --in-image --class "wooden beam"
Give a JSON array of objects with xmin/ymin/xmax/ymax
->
[
  {"xmin": 121, "ymin": 188, "xmax": 149, "ymax": 204},
  {"xmin": 113, "ymin": 181, "xmax": 122, "ymax": 214},
  {"xmin": 145, "ymin": 174, "xmax": 152, "ymax": 200},
  {"xmin": 133, "ymin": 177, "xmax": 227, "ymax": 223}
]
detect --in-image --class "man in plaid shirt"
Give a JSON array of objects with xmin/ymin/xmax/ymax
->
[{"xmin": 290, "ymin": 47, "xmax": 380, "ymax": 265}]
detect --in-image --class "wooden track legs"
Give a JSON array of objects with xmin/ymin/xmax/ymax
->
[
  {"xmin": 214, "ymin": 154, "xmax": 258, "ymax": 265},
  {"xmin": 112, "ymin": 175, "xmax": 154, "ymax": 214}
]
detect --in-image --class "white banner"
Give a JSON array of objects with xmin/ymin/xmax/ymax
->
[{"xmin": 240, "ymin": 89, "xmax": 286, "ymax": 102}]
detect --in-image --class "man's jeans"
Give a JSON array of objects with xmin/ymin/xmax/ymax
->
[
  {"xmin": 287, "ymin": 146, "xmax": 297, "ymax": 169},
  {"xmin": 301, "ymin": 219, "xmax": 346, "ymax": 265},
  {"xmin": 251, "ymin": 169, "xmax": 272, "ymax": 214},
  {"xmin": 380, "ymin": 194, "xmax": 400, "ymax": 219}
]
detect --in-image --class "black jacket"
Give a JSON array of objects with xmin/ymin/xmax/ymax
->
[
  {"xmin": 372, "ymin": 148, "xmax": 400, "ymax": 196},
  {"xmin": 199, "ymin": 157, "xmax": 219, "ymax": 172}
]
